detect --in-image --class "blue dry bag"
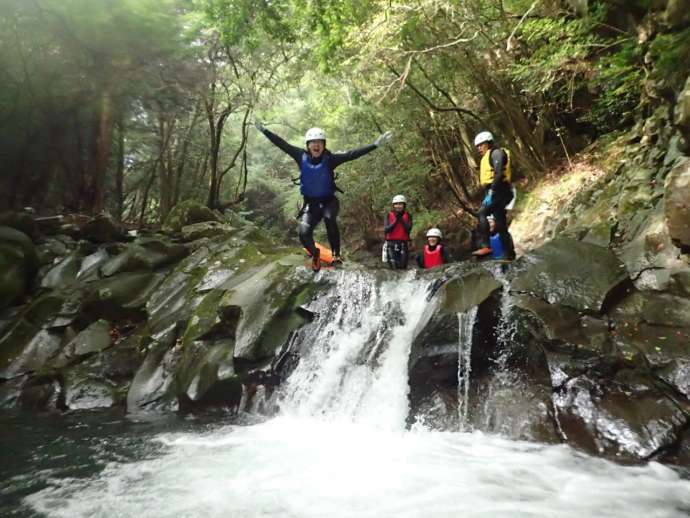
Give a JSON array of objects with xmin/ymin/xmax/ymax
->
[{"xmin": 489, "ymin": 233, "xmax": 505, "ymax": 259}]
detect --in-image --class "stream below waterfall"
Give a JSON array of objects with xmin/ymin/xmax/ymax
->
[{"xmin": 3, "ymin": 271, "xmax": 690, "ymax": 517}]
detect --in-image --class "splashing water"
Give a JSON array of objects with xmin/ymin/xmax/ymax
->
[{"xmin": 275, "ymin": 270, "xmax": 436, "ymax": 430}]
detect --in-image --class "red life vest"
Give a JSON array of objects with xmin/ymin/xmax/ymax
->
[
  {"xmin": 386, "ymin": 211, "xmax": 411, "ymax": 241},
  {"xmin": 423, "ymin": 245, "xmax": 444, "ymax": 268}
]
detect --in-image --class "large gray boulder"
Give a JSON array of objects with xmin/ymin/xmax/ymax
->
[{"xmin": 512, "ymin": 237, "xmax": 629, "ymax": 313}]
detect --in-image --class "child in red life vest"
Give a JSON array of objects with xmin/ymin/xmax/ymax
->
[
  {"xmin": 383, "ymin": 194, "xmax": 413, "ymax": 269},
  {"xmin": 417, "ymin": 228, "xmax": 451, "ymax": 269}
]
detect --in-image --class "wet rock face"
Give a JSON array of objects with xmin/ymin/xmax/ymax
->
[
  {"xmin": 552, "ymin": 369, "xmax": 689, "ymax": 460},
  {"xmin": 512, "ymin": 238, "xmax": 629, "ymax": 312},
  {"xmin": 664, "ymin": 158, "xmax": 690, "ymax": 249}
]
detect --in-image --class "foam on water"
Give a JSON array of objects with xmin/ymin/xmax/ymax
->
[{"xmin": 25, "ymin": 417, "xmax": 690, "ymax": 518}]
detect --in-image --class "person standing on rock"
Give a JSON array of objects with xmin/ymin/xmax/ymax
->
[
  {"xmin": 472, "ymin": 131, "xmax": 516, "ymax": 260},
  {"xmin": 254, "ymin": 122, "xmax": 392, "ymax": 271},
  {"xmin": 383, "ymin": 194, "xmax": 413, "ymax": 270}
]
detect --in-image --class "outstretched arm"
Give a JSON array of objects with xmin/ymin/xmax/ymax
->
[
  {"xmin": 331, "ymin": 131, "xmax": 392, "ymax": 168},
  {"xmin": 255, "ymin": 122, "xmax": 303, "ymax": 165}
]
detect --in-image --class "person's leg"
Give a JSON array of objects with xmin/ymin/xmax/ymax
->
[
  {"xmin": 298, "ymin": 202, "xmax": 323, "ymax": 256},
  {"xmin": 400, "ymin": 241, "xmax": 409, "ymax": 269},
  {"xmin": 492, "ymin": 186, "xmax": 512, "ymax": 255},
  {"xmin": 476, "ymin": 204, "xmax": 491, "ymax": 249},
  {"xmin": 323, "ymin": 197, "xmax": 341, "ymax": 257}
]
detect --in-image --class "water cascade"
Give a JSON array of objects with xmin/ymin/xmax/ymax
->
[{"xmin": 456, "ymin": 307, "xmax": 477, "ymax": 431}]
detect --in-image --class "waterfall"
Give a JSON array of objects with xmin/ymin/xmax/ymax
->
[
  {"xmin": 456, "ymin": 306, "xmax": 478, "ymax": 431},
  {"xmin": 274, "ymin": 270, "xmax": 436, "ymax": 430}
]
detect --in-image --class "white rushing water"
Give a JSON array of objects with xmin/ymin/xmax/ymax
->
[
  {"xmin": 24, "ymin": 270, "xmax": 690, "ymax": 518},
  {"xmin": 457, "ymin": 307, "xmax": 477, "ymax": 431}
]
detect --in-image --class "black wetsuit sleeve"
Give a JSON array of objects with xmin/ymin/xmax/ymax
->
[
  {"xmin": 402, "ymin": 212, "xmax": 413, "ymax": 235},
  {"xmin": 331, "ymin": 144, "xmax": 378, "ymax": 168},
  {"xmin": 441, "ymin": 245, "xmax": 451, "ymax": 264},
  {"xmin": 417, "ymin": 252, "xmax": 424, "ymax": 268},
  {"xmin": 260, "ymin": 128, "xmax": 304, "ymax": 165},
  {"xmin": 490, "ymin": 148, "xmax": 508, "ymax": 191},
  {"xmin": 383, "ymin": 213, "xmax": 395, "ymax": 234}
]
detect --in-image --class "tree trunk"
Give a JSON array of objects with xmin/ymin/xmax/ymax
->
[
  {"xmin": 115, "ymin": 116, "xmax": 125, "ymax": 222},
  {"xmin": 82, "ymin": 89, "xmax": 115, "ymax": 214}
]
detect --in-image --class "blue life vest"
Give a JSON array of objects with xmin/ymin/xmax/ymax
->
[
  {"xmin": 490, "ymin": 233, "xmax": 505, "ymax": 259},
  {"xmin": 300, "ymin": 153, "xmax": 335, "ymax": 198}
]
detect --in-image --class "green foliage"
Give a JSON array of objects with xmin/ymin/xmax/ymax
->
[
  {"xmin": 648, "ymin": 27, "xmax": 690, "ymax": 93},
  {"xmin": 511, "ymin": 13, "xmax": 601, "ymax": 99},
  {"xmin": 586, "ymin": 41, "xmax": 643, "ymax": 131}
]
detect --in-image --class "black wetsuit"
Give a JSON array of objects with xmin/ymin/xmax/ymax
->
[
  {"xmin": 477, "ymin": 148, "xmax": 515, "ymax": 258},
  {"xmin": 259, "ymin": 128, "xmax": 377, "ymax": 256}
]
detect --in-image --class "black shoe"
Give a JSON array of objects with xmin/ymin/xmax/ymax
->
[{"xmin": 331, "ymin": 254, "xmax": 343, "ymax": 266}]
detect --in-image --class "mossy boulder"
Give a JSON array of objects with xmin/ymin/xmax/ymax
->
[
  {"xmin": 0, "ymin": 226, "xmax": 38, "ymax": 310},
  {"xmin": 0, "ymin": 211, "xmax": 39, "ymax": 239},
  {"xmin": 664, "ymin": 157, "xmax": 690, "ymax": 249},
  {"xmin": 218, "ymin": 257, "xmax": 312, "ymax": 362},
  {"xmin": 0, "ymin": 294, "xmax": 67, "ymax": 379},
  {"xmin": 512, "ymin": 237, "xmax": 629, "ymax": 313},
  {"xmin": 83, "ymin": 271, "xmax": 166, "ymax": 321},
  {"xmin": 100, "ymin": 238, "xmax": 188, "ymax": 277},
  {"xmin": 162, "ymin": 200, "xmax": 219, "ymax": 233},
  {"xmin": 80, "ymin": 213, "xmax": 123, "ymax": 243},
  {"xmin": 181, "ymin": 222, "xmax": 234, "ymax": 241},
  {"xmin": 126, "ymin": 324, "xmax": 181, "ymax": 412}
]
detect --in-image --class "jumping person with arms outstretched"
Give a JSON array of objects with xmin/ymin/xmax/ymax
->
[{"xmin": 254, "ymin": 122, "xmax": 392, "ymax": 271}]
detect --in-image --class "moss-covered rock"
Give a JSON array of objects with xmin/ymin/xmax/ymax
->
[
  {"xmin": 664, "ymin": 157, "xmax": 690, "ymax": 249},
  {"xmin": 218, "ymin": 258, "xmax": 312, "ymax": 362},
  {"xmin": 0, "ymin": 226, "xmax": 38, "ymax": 310},
  {"xmin": 180, "ymin": 222, "xmax": 234, "ymax": 241},
  {"xmin": 80, "ymin": 213, "xmax": 123, "ymax": 243},
  {"xmin": 0, "ymin": 294, "xmax": 67, "ymax": 378},
  {"xmin": 83, "ymin": 271, "xmax": 166, "ymax": 321},
  {"xmin": 51, "ymin": 319, "xmax": 112, "ymax": 369},
  {"xmin": 162, "ymin": 200, "xmax": 219, "ymax": 233},
  {"xmin": 0, "ymin": 211, "xmax": 39, "ymax": 239},
  {"xmin": 100, "ymin": 237, "xmax": 188, "ymax": 277},
  {"xmin": 126, "ymin": 323, "xmax": 181, "ymax": 412}
]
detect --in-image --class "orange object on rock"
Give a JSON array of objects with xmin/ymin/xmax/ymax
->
[{"xmin": 304, "ymin": 242, "xmax": 333, "ymax": 266}]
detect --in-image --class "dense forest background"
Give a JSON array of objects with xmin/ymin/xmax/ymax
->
[{"xmin": 2, "ymin": 0, "xmax": 688, "ymax": 252}]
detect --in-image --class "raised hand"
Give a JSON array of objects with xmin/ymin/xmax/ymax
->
[{"xmin": 374, "ymin": 131, "xmax": 392, "ymax": 147}]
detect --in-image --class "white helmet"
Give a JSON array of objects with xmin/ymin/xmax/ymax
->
[
  {"xmin": 426, "ymin": 228, "xmax": 443, "ymax": 238},
  {"xmin": 474, "ymin": 131, "xmax": 494, "ymax": 146},
  {"xmin": 305, "ymin": 127, "xmax": 326, "ymax": 144},
  {"xmin": 392, "ymin": 194, "xmax": 407, "ymax": 204}
]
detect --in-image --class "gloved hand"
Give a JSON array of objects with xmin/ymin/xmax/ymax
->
[
  {"xmin": 254, "ymin": 120, "xmax": 265, "ymax": 133},
  {"xmin": 374, "ymin": 131, "xmax": 392, "ymax": 147},
  {"xmin": 482, "ymin": 189, "xmax": 493, "ymax": 207},
  {"xmin": 395, "ymin": 211, "xmax": 403, "ymax": 220}
]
